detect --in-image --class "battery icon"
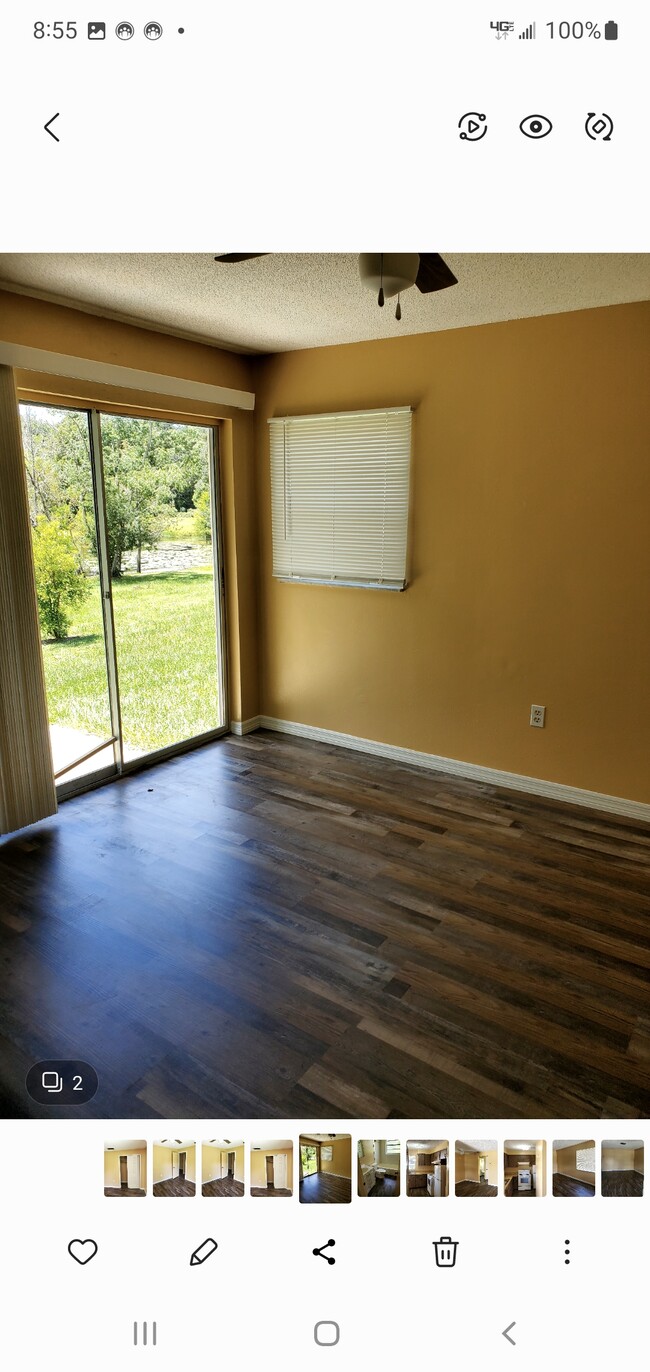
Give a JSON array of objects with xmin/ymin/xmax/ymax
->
[{"xmin": 604, "ymin": 20, "xmax": 618, "ymax": 39}]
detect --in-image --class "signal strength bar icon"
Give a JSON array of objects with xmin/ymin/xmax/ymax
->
[{"xmin": 519, "ymin": 22, "xmax": 536, "ymax": 38}]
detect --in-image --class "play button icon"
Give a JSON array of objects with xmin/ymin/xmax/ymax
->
[{"xmin": 459, "ymin": 112, "xmax": 488, "ymax": 141}]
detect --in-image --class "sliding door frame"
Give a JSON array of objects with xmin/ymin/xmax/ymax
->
[
  {"xmin": 21, "ymin": 398, "xmax": 120, "ymax": 800},
  {"xmin": 90, "ymin": 408, "xmax": 124, "ymax": 770}
]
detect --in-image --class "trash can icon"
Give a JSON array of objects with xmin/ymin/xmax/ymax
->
[
  {"xmin": 604, "ymin": 20, "xmax": 618, "ymax": 40},
  {"xmin": 433, "ymin": 1237, "xmax": 459, "ymax": 1268}
]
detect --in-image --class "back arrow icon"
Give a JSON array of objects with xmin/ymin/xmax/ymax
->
[
  {"xmin": 502, "ymin": 1321, "xmax": 517, "ymax": 1346},
  {"xmin": 44, "ymin": 114, "xmax": 60, "ymax": 142}
]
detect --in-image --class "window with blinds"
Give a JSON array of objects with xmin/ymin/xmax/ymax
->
[
  {"xmin": 576, "ymin": 1146, "xmax": 596, "ymax": 1174},
  {"xmin": 384, "ymin": 1139, "xmax": 400, "ymax": 1154},
  {"xmin": 269, "ymin": 406, "xmax": 412, "ymax": 589}
]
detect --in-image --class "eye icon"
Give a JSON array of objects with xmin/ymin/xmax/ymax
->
[{"xmin": 520, "ymin": 114, "xmax": 553, "ymax": 139}]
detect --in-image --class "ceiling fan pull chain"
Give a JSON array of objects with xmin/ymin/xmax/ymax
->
[
  {"xmin": 378, "ymin": 252, "xmax": 385, "ymax": 307},
  {"xmin": 395, "ymin": 294, "xmax": 402, "ymax": 321}
]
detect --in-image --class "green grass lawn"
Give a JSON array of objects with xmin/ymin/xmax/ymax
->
[
  {"xmin": 161, "ymin": 509, "xmax": 203, "ymax": 543},
  {"xmin": 42, "ymin": 568, "xmax": 220, "ymax": 753}
]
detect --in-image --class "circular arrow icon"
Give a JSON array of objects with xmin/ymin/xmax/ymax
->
[
  {"xmin": 586, "ymin": 112, "xmax": 613, "ymax": 140},
  {"xmin": 459, "ymin": 112, "xmax": 488, "ymax": 141}
]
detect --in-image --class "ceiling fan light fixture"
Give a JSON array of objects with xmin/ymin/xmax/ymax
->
[{"xmin": 359, "ymin": 253, "xmax": 420, "ymax": 302}]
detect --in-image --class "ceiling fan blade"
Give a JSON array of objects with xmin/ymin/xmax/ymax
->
[
  {"xmin": 214, "ymin": 253, "xmax": 267, "ymax": 263},
  {"xmin": 415, "ymin": 253, "xmax": 458, "ymax": 293}
]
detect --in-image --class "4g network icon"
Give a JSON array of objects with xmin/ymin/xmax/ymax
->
[{"xmin": 491, "ymin": 20, "xmax": 515, "ymax": 39}]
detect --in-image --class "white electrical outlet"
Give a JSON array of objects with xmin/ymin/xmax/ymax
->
[{"xmin": 530, "ymin": 704, "xmax": 546, "ymax": 728}]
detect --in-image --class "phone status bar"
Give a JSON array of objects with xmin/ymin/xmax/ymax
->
[{"xmin": 490, "ymin": 17, "xmax": 619, "ymax": 41}]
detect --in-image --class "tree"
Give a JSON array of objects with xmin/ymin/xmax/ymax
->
[
  {"xmin": 32, "ymin": 514, "xmax": 91, "ymax": 640},
  {"xmin": 98, "ymin": 417, "xmax": 209, "ymax": 573},
  {"xmin": 102, "ymin": 444, "xmax": 173, "ymax": 574},
  {"xmin": 20, "ymin": 406, "xmax": 211, "ymax": 577}
]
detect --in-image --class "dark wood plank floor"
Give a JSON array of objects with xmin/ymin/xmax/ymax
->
[
  {"xmin": 1, "ymin": 729, "xmax": 649, "ymax": 1119},
  {"xmin": 367, "ymin": 1174, "xmax": 400, "ymax": 1197},
  {"xmin": 250, "ymin": 1186, "xmax": 292, "ymax": 1197},
  {"xmin": 153, "ymin": 1177, "xmax": 195, "ymax": 1197},
  {"xmin": 407, "ymin": 1184, "xmax": 448, "ymax": 1197},
  {"xmin": 552, "ymin": 1174, "xmax": 596, "ymax": 1197},
  {"xmin": 202, "ymin": 1177, "xmax": 244, "ymax": 1197},
  {"xmin": 300, "ymin": 1172, "xmax": 352, "ymax": 1203},
  {"xmin": 455, "ymin": 1180, "xmax": 498, "ymax": 1197},
  {"xmin": 601, "ymin": 1170, "xmax": 644, "ymax": 1197},
  {"xmin": 104, "ymin": 1187, "xmax": 145, "ymax": 1198}
]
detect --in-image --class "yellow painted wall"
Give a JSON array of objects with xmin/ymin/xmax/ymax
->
[
  {"xmin": 455, "ymin": 1152, "xmax": 478, "ymax": 1182},
  {"xmin": 316, "ymin": 1137, "xmax": 352, "ymax": 1178},
  {"xmin": 602, "ymin": 1146, "xmax": 636, "ymax": 1172},
  {"xmin": 202, "ymin": 1143, "xmax": 245, "ymax": 1185},
  {"xmin": 254, "ymin": 302, "xmax": 650, "ymax": 802},
  {"xmin": 555, "ymin": 1143, "xmax": 596, "ymax": 1186},
  {"xmin": 0, "ymin": 290, "xmax": 260, "ymax": 726},
  {"xmin": 456, "ymin": 1149, "xmax": 498, "ymax": 1184},
  {"xmin": 153, "ymin": 1145, "xmax": 173, "ymax": 1184},
  {"xmin": 602, "ymin": 1145, "xmax": 644, "ymax": 1175},
  {"xmin": 250, "ymin": 1146, "xmax": 293, "ymax": 1190}
]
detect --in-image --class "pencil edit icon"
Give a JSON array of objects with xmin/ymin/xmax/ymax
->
[{"xmin": 190, "ymin": 1238, "xmax": 218, "ymax": 1267}]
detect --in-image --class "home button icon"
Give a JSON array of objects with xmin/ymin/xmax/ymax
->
[{"xmin": 314, "ymin": 1321, "xmax": 340, "ymax": 1346}]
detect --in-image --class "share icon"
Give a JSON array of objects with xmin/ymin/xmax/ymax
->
[{"xmin": 313, "ymin": 1239, "xmax": 336, "ymax": 1265}]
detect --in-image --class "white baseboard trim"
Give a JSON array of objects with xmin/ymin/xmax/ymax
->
[
  {"xmin": 254, "ymin": 715, "xmax": 650, "ymax": 822},
  {"xmin": 230, "ymin": 717, "xmax": 262, "ymax": 736}
]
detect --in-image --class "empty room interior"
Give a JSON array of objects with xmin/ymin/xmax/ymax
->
[
  {"xmin": 152, "ymin": 1139, "xmax": 196, "ymax": 1196},
  {"xmin": 601, "ymin": 1139, "xmax": 644, "ymax": 1197},
  {"xmin": 250, "ymin": 1140, "xmax": 293, "ymax": 1196},
  {"xmin": 104, "ymin": 1140, "xmax": 147, "ymax": 1197},
  {"xmin": 455, "ymin": 1140, "xmax": 499, "ymax": 1196},
  {"xmin": 552, "ymin": 1140, "xmax": 596, "ymax": 1197},
  {"xmin": 202, "ymin": 1139, "xmax": 245, "ymax": 1196},
  {"xmin": 0, "ymin": 252, "xmax": 648, "ymax": 1122},
  {"xmin": 299, "ymin": 1134, "xmax": 352, "ymax": 1202}
]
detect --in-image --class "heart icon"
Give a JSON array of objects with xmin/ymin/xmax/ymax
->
[{"xmin": 68, "ymin": 1239, "xmax": 98, "ymax": 1265}]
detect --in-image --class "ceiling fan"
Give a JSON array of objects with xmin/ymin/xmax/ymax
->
[{"xmin": 214, "ymin": 252, "xmax": 458, "ymax": 321}]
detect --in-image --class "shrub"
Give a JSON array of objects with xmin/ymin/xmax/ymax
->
[
  {"xmin": 194, "ymin": 488, "xmax": 212, "ymax": 543},
  {"xmin": 32, "ymin": 514, "xmax": 91, "ymax": 640}
]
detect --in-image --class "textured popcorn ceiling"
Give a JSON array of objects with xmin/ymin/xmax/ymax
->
[
  {"xmin": 553, "ymin": 1139, "xmax": 595, "ymax": 1150},
  {"xmin": 0, "ymin": 253, "xmax": 648, "ymax": 354}
]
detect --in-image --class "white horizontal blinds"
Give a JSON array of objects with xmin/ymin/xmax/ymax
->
[{"xmin": 269, "ymin": 407, "xmax": 411, "ymax": 589}]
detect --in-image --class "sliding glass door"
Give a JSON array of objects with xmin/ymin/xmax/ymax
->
[
  {"xmin": 98, "ymin": 414, "xmax": 225, "ymax": 761},
  {"xmin": 20, "ymin": 402, "xmax": 227, "ymax": 794}
]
